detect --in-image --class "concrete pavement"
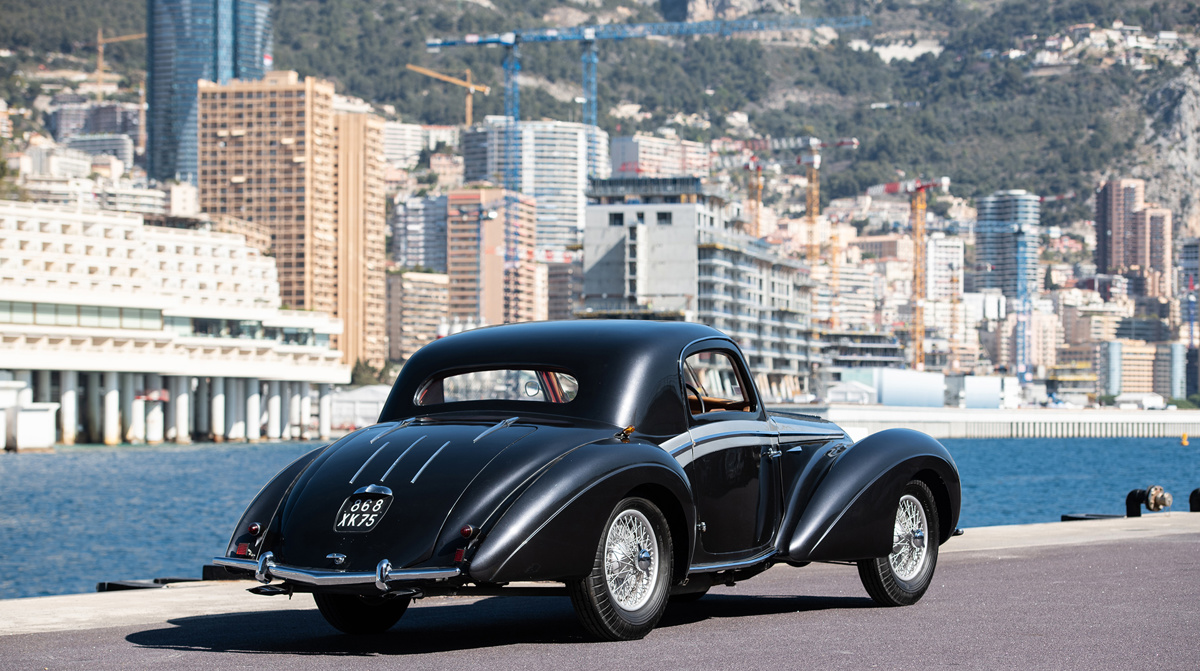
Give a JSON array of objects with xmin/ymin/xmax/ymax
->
[{"xmin": 2, "ymin": 513, "xmax": 1198, "ymax": 669}]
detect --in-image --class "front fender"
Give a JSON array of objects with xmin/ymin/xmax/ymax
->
[
  {"xmin": 223, "ymin": 445, "xmax": 328, "ymax": 560},
  {"xmin": 468, "ymin": 441, "xmax": 695, "ymax": 584},
  {"xmin": 782, "ymin": 428, "xmax": 960, "ymax": 563}
]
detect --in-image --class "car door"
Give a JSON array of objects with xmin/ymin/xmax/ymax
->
[{"xmin": 680, "ymin": 343, "xmax": 781, "ymax": 561}]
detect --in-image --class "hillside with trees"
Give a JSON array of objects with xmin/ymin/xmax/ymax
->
[{"xmin": 1, "ymin": 0, "xmax": 1198, "ymax": 223}]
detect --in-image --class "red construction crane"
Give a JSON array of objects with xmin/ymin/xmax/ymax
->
[{"xmin": 865, "ymin": 176, "xmax": 951, "ymax": 370}]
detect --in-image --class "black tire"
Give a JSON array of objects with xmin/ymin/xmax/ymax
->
[
  {"xmin": 857, "ymin": 479, "xmax": 940, "ymax": 607},
  {"xmin": 313, "ymin": 592, "xmax": 410, "ymax": 634},
  {"xmin": 569, "ymin": 497, "xmax": 673, "ymax": 641}
]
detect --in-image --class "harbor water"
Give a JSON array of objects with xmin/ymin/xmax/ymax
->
[{"xmin": 1, "ymin": 436, "xmax": 1197, "ymax": 600}]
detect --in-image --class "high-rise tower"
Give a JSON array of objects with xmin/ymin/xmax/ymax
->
[
  {"xmin": 147, "ymin": 0, "xmax": 272, "ymax": 184},
  {"xmin": 197, "ymin": 72, "xmax": 388, "ymax": 371}
]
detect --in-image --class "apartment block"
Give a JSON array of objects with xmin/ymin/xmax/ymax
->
[
  {"xmin": 335, "ymin": 112, "xmax": 388, "ymax": 371},
  {"xmin": 445, "ymin": 188, "xmax": 542, "ymax": 325},
  {"xmin": 148, "ymin": 0, "xmax": 273, "ymax": 183},
  {"xmin": 392, "ymin": 195, "xmax": 448, "ymax": 272},
  {"xmin": 975, "ymin": 190, "xmax": 1040, "ymax": 300},
  {"xmin": 583, "ymin": 177, "xmax": 817, "ymax": 399},
  {"xmin": 847, "ymin": 233, "xmax": 914, "ymax": 262},
  {"xmin": 197, "ymin": 71, "xmax": 387, "ymax": 370},
  {"xmin": 1095, "ymin": 178, "xmax": 1145, "ymax": 274},
  {"xmin": 386, "ymin": 271, "xmax": 448, "ymax": 362},
  {"xmin": 610, "ymin": 133, "xmax": 710, "ymax": 178},
  {"xmin": 382, "ymin": 121, "xmax": 423, "ymax": 168},
  {"xmin": 462, "ymin": 117, "xmax": 609, "ymax": 249},
  {"xmin": 926, "ymin": 233, "xmax": 965, "ymax": 301}
]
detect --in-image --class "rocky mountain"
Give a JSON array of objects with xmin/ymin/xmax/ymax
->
[{"xmin": 1138, "ymin": 66, "xmax": 1200, "ymax": 238}]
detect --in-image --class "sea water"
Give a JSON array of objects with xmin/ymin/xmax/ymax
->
[{"xmin": 0, "ymin": 437, "xmax": 1196, "ymax": 599}]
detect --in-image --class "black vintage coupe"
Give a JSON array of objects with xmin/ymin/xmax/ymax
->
[{"xmin": 215, "ymin": 321, "xmax": 960, "ymax": 640}]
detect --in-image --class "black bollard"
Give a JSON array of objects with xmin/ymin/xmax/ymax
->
[{"xmin": 1126, "ymin": 489, "xmax": 1145, "ymax": 517}]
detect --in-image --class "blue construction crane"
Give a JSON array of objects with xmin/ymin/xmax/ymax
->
[{"xmin": 426, "ymin": 14, "xmax": 872, "ymax": 193}]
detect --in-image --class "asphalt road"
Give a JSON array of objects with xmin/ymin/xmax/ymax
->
[{"xmin": 5, "ymin": 528, "xmax": 1198, "ymax": 671}]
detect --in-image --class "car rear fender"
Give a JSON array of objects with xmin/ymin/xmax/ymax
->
[
  {"xmin": 468, "ymin": 441, "xmax": 695, "ymax": 584},
  {"xmin": 781, "ymin": 428, "xmax": 960, "ymax": 562},
  {"xmin": 223, "ymin": 444, "xmax": 329, "ymax": 560}
]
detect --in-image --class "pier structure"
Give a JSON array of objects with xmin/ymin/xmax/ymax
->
[
  {"xmin": 795, "ymin": 404, "xmax": 1200, "ymax": 439},
  {"xmin": 0, "ymin": 201, "xmax": 351, "ymax": 448}
]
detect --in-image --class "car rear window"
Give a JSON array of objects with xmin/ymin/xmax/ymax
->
[{"xmin": 416, "ymin": 369, "xmax": 579, "ymax": 405}]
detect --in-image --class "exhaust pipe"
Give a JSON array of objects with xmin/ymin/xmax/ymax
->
[{"xmin": 1126, "ymin": 486, "xmax": 1172, "ymax": 517}]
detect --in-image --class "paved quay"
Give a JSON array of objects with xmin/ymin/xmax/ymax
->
[{"xmin": 2, "ymin": 514, "xmax": 1198, "ymax": 670}]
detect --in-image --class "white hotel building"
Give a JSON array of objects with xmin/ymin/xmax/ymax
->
[{"xmin": 0, "ymin": 200, "xmax": 349, "ymax": 447}]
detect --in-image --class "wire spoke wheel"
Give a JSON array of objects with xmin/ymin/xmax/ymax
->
[
  {"xmin": 857, "ymin": 480, "xmax": 940, "ymax": 607},
  {"xmin": 604, "ymin": 509, "xmax": 659, "ymax": 611},
  {"xmin": 569, "ymin": 497, "xmax": 673, "ymax": 640},
  {"xmin": 890, "ymin": 494, "xmax": 928, "ymax": 581}
]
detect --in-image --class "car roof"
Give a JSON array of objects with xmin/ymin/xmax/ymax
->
[{"xmin": 379, "ymin": 320, "xmax": 737, "ymax": 436}]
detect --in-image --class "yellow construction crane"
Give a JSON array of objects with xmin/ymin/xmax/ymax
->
[
  {"xmin": 798, "ymin": 136, "xmax": 858, "ymax": 330},
  {"xmin": 405, "ymin": 64, "xmax": 490, "ymax": 126},
  {"xmin": 745, "ymin": 156, "xmax": 764, "ymax": 237},
  {"xmin": 94, "ymin": 29, "xmax": 146, "ymax": 100},
  {"xmin": 865, "ymin": 177, "xmax": 950, "ymax": 371}
]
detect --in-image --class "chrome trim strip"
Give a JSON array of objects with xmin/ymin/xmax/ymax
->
[
  {"xmin": 380, "ymin": 436, "xmax": 425, "ymax": 482},
  {"xmin": 371, "ymin": 418, "xmax": 413, "ymax": 444},
  {"xmin": 474, "ymin": 416, "xmax": 519, "ymax": 443},
  {"xmin": 213, "ymin": 555, "xmax": 461, "ymax": 589},
  {"xmin": 410, "ymin": 441, "xmax": 449, "ymax": 484},
  {"xmin": 777, "ymin": 430, "xmax": 845, "ymax": 441},
  {"xmin": 669, "ymin": 442, "xmax": 694, "ymax": 457},
  {"xmin": 691, "ymin": 430, "xmax": 775, "ymax": 445},
  {"xmin": 688, "ymin": 549, "xmax": 776, "ymax": 574},
  {"xmin": 349, "ymin": 441, "xmax": 390, "ymax": 485}
]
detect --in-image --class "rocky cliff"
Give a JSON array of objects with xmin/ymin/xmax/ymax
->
[{"xmin": 1138, "ymin": 64, "xmax": 1200, "ymax": 238}]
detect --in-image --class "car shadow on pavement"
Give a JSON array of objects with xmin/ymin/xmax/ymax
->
[{"xmin": 125, "ymin": 593, "xmax": 872, "ymax": 655}]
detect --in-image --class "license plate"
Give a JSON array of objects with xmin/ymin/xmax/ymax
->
[{"xmin": 334, "ymin": 493, "xmax": 392, "ymax": 533}]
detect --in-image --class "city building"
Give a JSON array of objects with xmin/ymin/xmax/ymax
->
[
  {"xmin": 925, "ymin": 233, "xmax": 965, "ymax": 301},
  {"xmin": 147, "ymin": 0, "xmax": 273, "ymax": 184},
  {"xmin": 582, "ymin": 177, "xmax": 817, "ymax": 399},
  {"xmin": 20, "ymin": 177, "xmax": 169, "ymax": 215},
  {"xmin": 610, "ymin": 133, "xmax": 710, "ymax": 178},
  {"xmin": 975, "ymin": 190, "xmax": 1040, "ymax": 299},
  {"xmin": 0, "ymin": 200, "xmax": 348, "ymax": 446},
  {"xmin": 446, "ymin": 187, "xmax": 543, "ymax": 325},
  {"xmin": 197, "ymin": 71, "xmax": 388, "ymax": 371},
  {"xmin": 0, "ymin": 99, "xmax": 13, "ymax": 140},
  {"xmin": 847, "ymin": 233, "xmax": 914, "ymax": 262},
  {"xmin": 382, "ymin": 121, "xmax": 423, "ymax": 168},
  {"xmin": 463, "ymin": 116, "xmax": 610, "ymax": 249},
  {"xmin": 66, "ymin": 133, "xmax": 135, "ymax": 168},
  {"xmin": 1095, "ymin": 178, "xmax": 1174, "ymax": 297},
  {"xmin": 26, "ymin": 145, "xmax": 93, "ymax": 179},
  {"xmin": 386, "ymin": 271, "xmax": 448, "ymax": 362},
  {"xmin": 1060, "ymin": 339, "xmax": 1185, "ymax": 399},
  {"xmin": 547, "ymin": 258, "xmax": 583, "ymax": 321},
  {"xmin": 392, "ymin": 195, "xmax": 448, "ymax": 272},
  {"xmin": 1094, "ymin": 178, "xmax": 1145, "ymax": 274},
  {"xmin": 429, "ymin": 153, "xmax": 464, "ymax": 189}
]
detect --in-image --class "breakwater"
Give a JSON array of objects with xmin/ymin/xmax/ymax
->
[{"xmin": 777, "ymin": 405, "xmax": 1200, "ymax": 440}]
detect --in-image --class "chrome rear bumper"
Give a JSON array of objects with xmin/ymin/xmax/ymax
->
[{"xmin": 214, "ymin": 552, "xmax": 460, "ymax": 592}]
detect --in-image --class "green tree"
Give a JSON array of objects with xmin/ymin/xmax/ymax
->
[{"xmin": 351, "ymin": 359, "xmax": 382, "ymax": 386}]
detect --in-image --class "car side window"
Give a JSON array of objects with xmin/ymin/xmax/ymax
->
[{"xmin": 683, "ymin": 350, "xmax": 754, "ymax": 415}]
